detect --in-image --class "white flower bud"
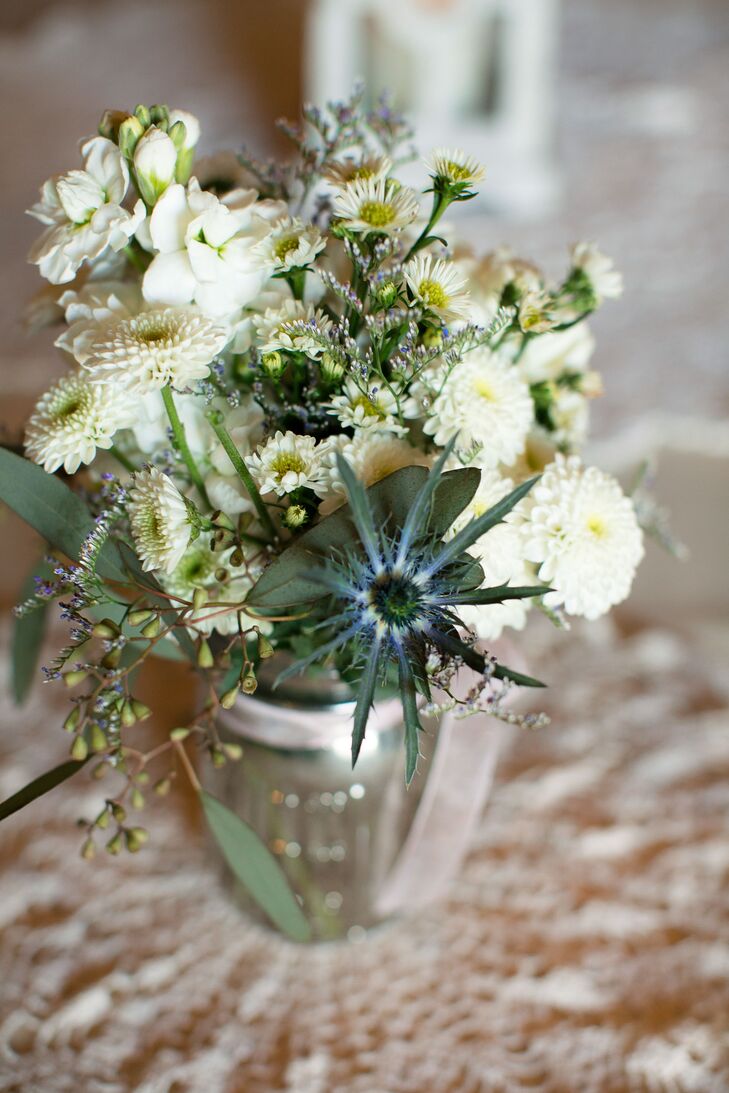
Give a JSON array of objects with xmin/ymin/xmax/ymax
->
[
  {"xmin": 134, "ymin": 127, "xmax": 178, "ymax": 204},
  {"xmin": 168, "ymin": 109, "xmax": 200, "ymax": 150}
]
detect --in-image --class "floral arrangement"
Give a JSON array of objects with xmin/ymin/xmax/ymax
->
[{"xmin": 0, "ymin": 92, "xmax": 644, "ymax": 935}]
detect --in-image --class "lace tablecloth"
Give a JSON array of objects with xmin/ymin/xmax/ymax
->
[{"xmin": 1, "ymin": 615, "xmax": 728, "ymax": 1093}]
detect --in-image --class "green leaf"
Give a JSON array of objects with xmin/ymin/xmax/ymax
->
[
  {"xmin": 352, "ymin": 635, "xmax": 381, "ymax": 767},
  {"xmin": 0, "ymin": 758, "xmax": 88, "ymax": 822},
  {"xmin": 200, "ymin": 790, "xmax": 311, "ymax": 942},
  {"xmin": 0, "ymin": 448, "xmax": 125, "ymax": 582},
  {"xmin": 397, "ymin": 651, "xmax": 422, "ymax": 785},
  {"xmin": 439, "ymin": 583, "xmax": 550, "ymax": 606},
  {"xmin": 11, "ymin": 556, "xmax": 53, "ymax": 704},
  {"xmin": 428, "ymin": 626, "xmax": 546, "ymax": 689}
]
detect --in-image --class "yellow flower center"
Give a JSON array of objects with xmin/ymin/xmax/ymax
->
[
  {"xmin": 586, "ymin": 514, "xmax": 607, "ymax": 538},
  {"xmin": 352, "ymin": 166, "xmax": 376, "ymax": 181},
  {"xmin": 274, "ymin": 234, "xmax": 300, "ymax": 262},
  {"xmin": 51, "ymin": 391, "xmax": 85, "ymax": 421},
  {"xmin": 473, "ymin": 377, "xmax": 496, "ymax": 402},
  {"xmin": 271, "ymin": 452, "xmax": 307, "ymax": 479},
  {"xmin": 444, "ymin": 161, "xmax": 472, "ymax": 182},
  {"xmin": 359, "ymin": 200, "xmax": 395, "ymax": 227},
  {"xmin": 351, "ymin": 394, "xmax": 382, "ymax": 418},
  {"xmin": 418, "ymin": 279, "xmax": 449, "ymax": 310}
]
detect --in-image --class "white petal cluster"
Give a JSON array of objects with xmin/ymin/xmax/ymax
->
[
  {"xmin": 127, "ymin": 467, "xmax": 192, "ymax": 574},
  {"xmin": 27, "ymin": 137, "xmax": 144, "ymax": 284},
  {"xmin": 323, "ymin": 155, "xmax": 392, "ymax": 189},
  {"xmin": 427, "ymin": 147, "xmax": 486, "ymax": 187},
  {"xmin": 326, "ymin": 378, "xmax": 403, "ymax": 434},
  {"xmin": 24, "ymin": 371, "xmax": 133, "ymax": 474},
  {"xmin": 246, "ymin": 431, "xmax": 329, "ymax": 497},
  {"xmin": 162, "ymin": 543, "xmax": 270, "ymax": 637},
  {"xmin": 424, "ymin": 349, "xmax": 533, "ymax": 468},
  {"xmin": 253, "ymin": 216, "xmax": 326, "ymax": 272},
  {"xmin": 516, "ymin": 322, "xmax": 595, "ymax": 384},
  {"xmin": 333, "ymin": 178, "xmax": 419, "ymax": 237},
  {"xmin": 253, "ymin": 300, "xmax": 332, "ymax": 358},
  {"xmin": 521, "ymin": 455, "xmax": 644, "ymax": 619},
  {"xmin": 80, "ymin": 306, "xmax": 229, "ymax": 393},
  {"xmin": 403, "ymin": 255, "xmax": 470, "ymax": 323},
  {"xmin": 571, "ymin": 242, "xmax": 623, "ymax": 302}
]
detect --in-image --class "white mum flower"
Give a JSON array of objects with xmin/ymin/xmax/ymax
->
[
  {"xmin": 427, "ymin": 148, "xmax": 486, "ymax": 187},
  {"xmin": 246, "ymin": 431, "xmax": 328, "ymax": 497},
  {"xmin": 571, "ymin": 242, "xmax": 623, "ymax": 302},
  {"xmin": 323, "ymin": 155, "xmax": 392, "ymax": 189},
  {"xmin": 333, "ymin": 178, "xmax": 419, "ymax": 237},
  {"xmin": 424, "ymin": 349, "xmax": 533, "ymax": 468},
  {"xmin": 253, "ymin": 216, "xmax": 326, "ymax": 272},
  {"xmin": 27, "ymin": 137, "xmax": 145, "ymax": 284},
  {"xmin": 127, "ymin": 467, "xmax": 193, "ymax": 574},
  {"xmin": 254, "ymin": 300, "xmax": 332, "ymax": 358},
  {"xmin": 81, "ymin": 306, "xmax": 228, "ymax": 392},
  {"xmin": 24, "ymin": 371, "xmax": 133, "ymax": 474},
  {"xmin": 448, "ymin": 470, "xmax": 535, "ymax": 640},
  {"xmin": 162, "ymin": 543, "xmax": 270, "ymax": 637},
  {"xmin": 521, "ymin": 455, "xmax": 644, "ymax": 619},
  {"xmin": 318, "ymin": 432, "xmax": 428, "ymax": 514},
  {"xmin": 403, "ymin": 255, "xmax": 471, "ymax": 323},
  {"xmin": 326, "ymin": 378, "xmax": 403, "ymax": 433}
]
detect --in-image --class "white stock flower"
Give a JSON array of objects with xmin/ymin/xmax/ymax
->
[
  {"xmin": 24, "ymin": 371, "xmax": 132, "ymax": 473},
  {"xmin": 521, "ymin": 455, "xmax": 644, "ymax": 619},
  {"xmin": 253, "ymin": 216, "xmax": 326, "ymax": 272},
  {"xmin": 571, "ymin": 242, "xmax": 623, "ymax": 302},
  {"xmin": 127, "ymin": 467, "xmax": 193, "ymax": 574},
  {"xmin": 403, "ymin": 255, "xmax": 470, "ymax": 323},
  {"xmin": 318, "ymin": 432, "xmax": 428, "ymax": 514},
  {"xmin": 427, "ymin": 148, "xmax": 486, "ymax": 187},
  {"xmin": 246, "ymin": 431, "xmax": 328, "ymax": 497},
  {"xmin": 27, "ymin": 137, "xmax": 144, "ymax": 284},
  {"xmin": 333, "ymin": 178, "xmax": 419, "ymax": 237},
  {"xmin": 162, "ymin": 543, "xmax": 269, "ymax": 637},
  {"xmin": 254, "ymin": 300, "xmax": 332, "ymax": 358},
  {"xmin": 323, "ymin": 155, "xmax": 392, "ymax": 189},
  {"xmin": 326, "ymin": 378, "xmax": 403, "ymax": 433},
  {"xmin": 142, "ymin": 179, "xmax": 287, "ymax": 317},
  {"xmin": 424, "ymin": 349, "xmax": 533, "ymax": 468},
  {"xmin": 133, "ymin": 127, "xmax": 178, "ymax": 202},
  {"xmin": 81, "ymin": 306, "xmax": 228, "ymax": 393}
]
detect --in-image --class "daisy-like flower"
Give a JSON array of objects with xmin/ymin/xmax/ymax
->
[
  {"xmin": 24, "ymin": 371, "xmax": 133, "ymax": 474},
  {"xmin": 518, "ymin": 289, "xmax": 558, "ymax": 334},
  {"xmin": 403, "ymin": 255, "xmax": 471, "ymax": 323},
  {"xmin": 318, "ymin": 432, "xmax": 428, "ymax": 514},
  {"xmin": 127, "ymin": 467, "xmax": 194, "ymax": 574},
  {"xmin": 81, "ymin": 306, "xmax": 229, "ymax": 392},
  {"xmin": 427, "ymin": 147, "xmax": 486, "ymax": 188},
  {"xmin": 424, "ymin": 348, "xmax": 533, "ymax": 468},
  {"xmin": 521, "ymin": 454, "xmax": 644, "ymax": 619},
  {"xmin": 254, "ymin": 300, "xmax": 332, "ymax": 359},
  {"xmin": 323, "ymin": 155, "xmax": 392, "ymax": 189},
  {"xmin": 570, "ymin": 242, "xmax": 623, "ymax": 303},
  {"xmin": 162, "ymin": 543, "xmax": 271, "ymax": 637},
  {"xmin": 333, "ymin": 178, "xmax": 419, "ymax": 237},
  {"xmin": 246, "ymin": 431, "xmax": 328, "ymax": 497},
  {"xmin": 253, "ymin": 216, "xmax": 326, "ymax": 272},
  {"xmin": 326, "ymin": 378, "xmax": 403, "ymax": 433}
]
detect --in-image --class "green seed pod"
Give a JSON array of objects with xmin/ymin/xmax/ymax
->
[
  {"xmin": 63, "ymin": 706, "xmax": 81, "ymax": 733},
  {"xmin": 120, "ymin": 700, "xmax": 137, "ymax": 728},
  {"xmin": 129, "ymin": 607, "xmax": 154, "ymax": 627},
  {"xmin": 422, "ymin": 326, "xmax": 443, "ymax": 349},
  {"xmin": 136, "ymin": 771, "xmax": 150, "ymax": 786},
  {"xmin": 141, "ymin": 616, "xmax": 161, "ymax": 639},
  {"xmin": 95, "ymin": 807, "xmax": 110, "ymax": 830},
  {"xmin": 256, "ymin": 632, "xmax": 275, "ymax": 660},
  {"xmin": 89, "ymin": 723, "xmax": 108, "ymax": 753},
  {"xmin": 154, "ymin": 777, "xmax": 172, "ymax": 797},
  {"xmin": 220, "ymin": 685, "xmax": 240, "ymax": 710},
  {"xmin": 92, "ymin": 618, "xmax": 120, "ymax": 640},
  {"xmin": 211, "ymin": 510, "xmax": 235, "ymax": 531},
  {"xmin": 125, "ymin": 827, "xmax": 149, "ymax": 853},
  {"xmin": 211, "ymin": 747, "xmax": 226, "ymax": 769},
  {"xmin": 81, "ymin": 837, "xmax": 96, "ymax": 861},
  {"xmin": 63, "ymin": 669, "xmax": 88, "ymax": 689},
  {"xmin": 110, "ymin": 802, "xmax": 127, "ymax": 824},
  {"xmin": 197, "ymin": 640, "xmax": 214, "ymax": 669},
  {"xmin": 130, "ymin": 788, "xmax": 145, "ymax": 811},
  {"xmin": 240, "ymin": 668, "xmax": 258, "ymax": 695},
  {"xmin": 170, "ymin": 727, "xmax": 190, "ymax": 741},
  {"xmin": 105, "ymin": 832, "xmax": 123, "ymax": 856},
  {"xmin": 70, "ymin": 735, "xmax": 88, "ymax": 761},
  {"xmin": 101, "ymin": 646, "xmax": 122, "ymax": 670},
  {"xmin": 222, "ymin": 742, "xmax": 243, "ymax": 761},
  {"xmin": 229, "ymin": 548, "xmax": 245, "ymax": 568},
  {"xmin": 91, "ymin": 761, "xmax": 110, "ymax": 780},
  {"xmin": 131, "ymin": 701, "xmax": 152, "ymax": 722},
  {"xmin": 192, "ymin": 587, "xmax": 208, "ymax": 611}
]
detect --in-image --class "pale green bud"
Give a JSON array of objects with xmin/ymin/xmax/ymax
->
[
  {"xmin": 283, "ymin": 504, "xmax": 308, "ymax": 529},
  {"xmin": 118, "ymin": 115, "xmax": 145, "ymax": 159},
  {"xmin": 105, "ymin": 832, "xmax": 123, "ymax": 856},
  {"xmin": 141, "ymin": 617, "xmax": 161, "ymax": 639},
  {"xmin": 192, "ymin": 587, "xmax": 208, "ymax": 611},
  {"xmin": 256, "ymin": 631, "xmax": 275, "ymax": 660},
  {"xmin": 197, "ymin": 640, "xmax": 214, "ymax": 669},
  {"xmin": 170, "ymin": 727, "xmax": 190, "ymax": 741},
  {"xmin": 70, "ymin": 736, "xmax": 88, "ymax": 761},
  {"xmin": 81, "ymin": 837, "xmax": 96, "ymax": 861},
  {"xmin": 130, "ymin": 701, "xmax": 152, "ymax": 722},
  {"xmin": 240, "ymin": 668, "xmax": 258, "ymax": 695},
  {"xmin": 130, "ymin": 788, "xmax": 145, "ymax": 811},
  {"xmin": 261, "ymin": 351, "xmax": 287, "ymax": 379},
  {"xmin": 63, "ymin": 669, "xmax": 88, "ymax": 688},
  {"xmin": 63, "ymin": 707, "xmax": 81, "ymax": 733},
  {"xmin": 88, "ymin": 724, "xmax": 108, "ymax": 753},
  {"xmin": 320, "ymin": 352, "xmax": 345, "ymax": 383},
  {"xmin": 125, "ymin": 827, "xmax": 149, "ymax": 853},
  {"xmin": 220, "ymin": 685, "xmax": 240, "ymax": 710}
]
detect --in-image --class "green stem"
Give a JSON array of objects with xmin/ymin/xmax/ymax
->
[
  {"xmin": 405, "ymin": 191, "xmax": 450, "ymax": 261},
  {"xmin": 161, "ymin": 386, "xmax": 210, "ymax": 509},
  {"xmin": 123, "ymin": 243, "xmax": 148, "ymax": 274},
  {"xmin": 206, "ymin": 414, "xmax": 278, "ymax": 542},
  {"xmin": 287, "ymin": 268, "xmax": 306, "ymax": 301},
  {"xmin": 108, "ymin": 444, "xmax": 137, "ymax": 474}
]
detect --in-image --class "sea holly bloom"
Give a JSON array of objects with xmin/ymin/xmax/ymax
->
[
  {"xmin": 253, "ymin": 216, "xmax": 326, "ymax": 273},
  {"xmin": 323, "ymin": 154, "xmax": 392, "ymax": 189},
  {"xmin": 403, "ymin": 254, "xmax": 471, "ymax": 323},
  {"xmin": 246, "ymin": 430, "xmax": 329, "ymax": 497},
  {"xmin": 127, "ymin": 467, "xmax": 195, "ymax": 574},
  {"xmin": 333, "ymin": 177, "xmax": 419, "ymax": 237},
  {"xmin": 27, "ymin": 137, "xmax": 145, "ymax": 284}
]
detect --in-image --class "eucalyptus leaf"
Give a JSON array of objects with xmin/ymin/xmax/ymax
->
[
  {"xmin": 11, "ymin": 556, "xmax": 53, "ymax": 704},
  {"xmin": 0, "ymin": 758, "xmax": 88, "ymax": 823},
  {"xmin": 200, "ymin": 790, "xmax": 311, "ymax": 942}
]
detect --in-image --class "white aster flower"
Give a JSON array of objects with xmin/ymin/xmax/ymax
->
[
  {"xmin": 427, "ymin": 148, "xmax": 486, "ymax": 187},
  {"xmin": 254, "ymin": 300, "xmax": 332, "ymax": 358},
  {"xmin": 81, "ymin": 306, "xmax": 228, "ymax": 392},
  {"xmin": 448, "ymin": 469, "xmax": 535, "ymax": 640},
  {"xmin": 162, "ymin": 543, "xmax": 270, "ymax": 637},
  {"xmin": 403, "ymin": 255, "xmax": 470, "ymax": 323},
  {"xmin": 571, "ymin": 242, "xmax": 623, "ymax": 302},
  {"xmin": 253, "ymin": 216, "xmax": 326, "ymax": 272},
  {"xmin": 127, "ymin": 467, "xmax": 193, "ymax": 574},
  {"xmin": 24, "ymin": 371, "xmax": 133, "ymax": 474},
  {"xmin": 318, "ymin": 432, "xmax": 428, "ymax": 514},
  {"xmin": 323, "ymin": 155, "xmax": 392, "ymax": 189},
  {"xmin": 246, "ymin": 431, "xmax": 328, "ymax": 497},
  {"xmin": 27, "ymin": 137, "xmax": 145, "ymax": 284},
  {"xmin": 521, "ymin": 455, "xmax": 644, "ymax": 619},
  {"xmin": 333, "ymin": 178, "xmax": 419, "ymax": 237},
  {"xmin": 326, "ymin": 378, "xmax": 403, "ymax": 433},
  {"xmin": 424, "ymin": 349, "xmax": 533, "ymax": 468}
]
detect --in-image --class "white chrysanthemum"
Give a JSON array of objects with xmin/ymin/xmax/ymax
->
[
  {"xmin": 162, "ymin": 543, "xmax": 270, "ymax": 637},
  {"xmin": 253, "ymin": 216, "xmax": 326, "ymax": 272},
  {"xmin": 326, "ymin": 378, "xmax": 403, "ymax": 433},
  {"xmin": 333, "ymin": 178, "xmax": 419, "ymax": 237},
  {"xmin": 424, "ymin": 349, "xmax": 533, "ymax": 468},
  {"xmin": 318, "ymin": 432, "xmax": 429, "ymax": 514},
  {"xmin": 253, "ymin": 300, "xmax": 332, "ymax": 359},
  {"xmin": 427, "ymin": 148, "xmax": 486, "ymax": 187},
  {"xmin": 521, "ymin": 455, "xmax": 644, "ymax": 620},
  {"xmin": 246, "ymin": 431, "xmax": 328, "ymax": 497},
  {"xmin": 571, "ymin": 242, "xmax": 623, "ymax": 302},
  {"xmin": 24, "ymin": 371, "xmax": 133, "ymax": 474},
  {"xmin": 323, "ymin": 155, "xmax": 392, "ymax": 189},
  {"xmin": 127, "ymin": 468, "xmax": 193, "ymax": 574},
  {"xmin": 403, "ymin": 255, "xmax": 470, "ymax": 323},
  {"xmin": 448, "ymin": 469, "xmax": 535, "ymax": 640},
  {"xmin": 81, "ymin": 307, "xmax": 228, "ymax": 392}
]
